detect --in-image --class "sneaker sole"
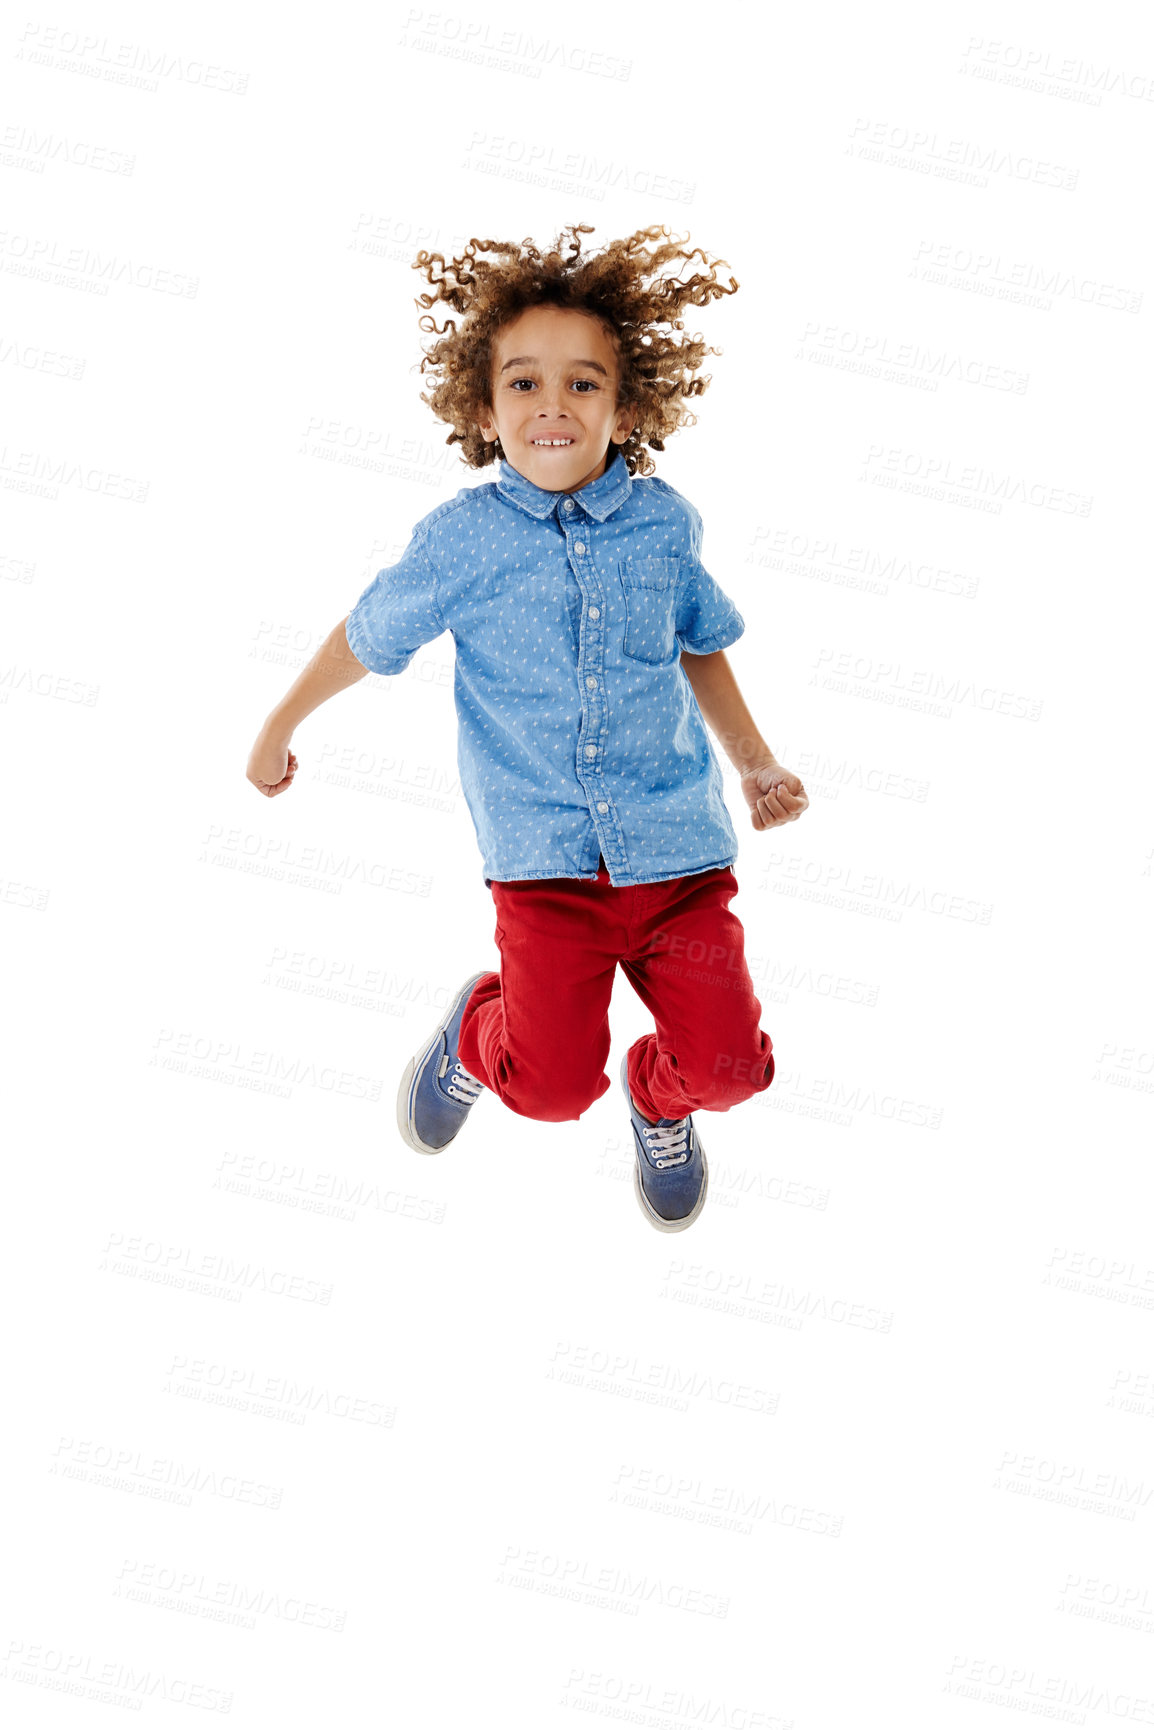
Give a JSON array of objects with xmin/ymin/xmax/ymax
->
[
  {"xmin": 396, "ymin": 970, "xmax": 490, "ymax": 1155},
  {"xmin": 620, "ymin": 1053, "xmax": 709, "ymax": 1232}
]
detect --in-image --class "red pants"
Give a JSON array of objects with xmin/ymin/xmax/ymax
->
[{"xmin": 457, "ymin": 856, "xmax": 775, "ymax": 1124}]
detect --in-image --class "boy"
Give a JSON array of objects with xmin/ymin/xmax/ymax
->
[{"xmin": 247, "ymin": 225, "xmax": 809, "ymax": 1232}]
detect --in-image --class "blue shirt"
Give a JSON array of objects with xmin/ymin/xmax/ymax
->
[{"xmin": 344, "ymin": 444, "xmax": 746, "ymax": 888}]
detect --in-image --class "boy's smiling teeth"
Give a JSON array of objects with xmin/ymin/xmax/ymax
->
[{"xmin": 532, "ymin": 437, "xmax": 573, "ymax": 445}]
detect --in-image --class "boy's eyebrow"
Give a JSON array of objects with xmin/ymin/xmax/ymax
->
[{"xmin": 499, "ymin": 356, "xmax": 609, "ymax": 376}]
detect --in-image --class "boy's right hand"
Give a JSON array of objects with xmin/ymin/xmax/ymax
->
[{"xmin": 246, "ymin": 731, "xmax": 298, "ymax": 797}]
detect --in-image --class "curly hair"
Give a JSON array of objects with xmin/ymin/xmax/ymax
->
[{"xmin": 410, "ymin": 223, "xmax": 739, "ymax": 477}]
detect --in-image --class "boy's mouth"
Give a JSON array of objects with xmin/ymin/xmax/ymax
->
[{"xmin": 530, "ymin": 437, "xmax": 575, "ymax": 447}]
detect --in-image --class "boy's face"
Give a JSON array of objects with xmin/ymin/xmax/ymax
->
[{"xmin": 476, "ymin": 305, "xmax": 637, "ymax": 495}]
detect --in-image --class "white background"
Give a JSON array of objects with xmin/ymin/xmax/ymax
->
[{"xmin": 3, "ymin": 2, "xmax": 1153, "ymax": 1725}]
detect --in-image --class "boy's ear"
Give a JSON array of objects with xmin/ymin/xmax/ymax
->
[{"xmin": 615, "ymin": 405, "xmax": 638, "ymax": 442}]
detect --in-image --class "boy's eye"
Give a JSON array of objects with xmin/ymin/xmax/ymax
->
[{"xmin": 509, "ymin": 377, "xmax": 598, "ymax": 392}]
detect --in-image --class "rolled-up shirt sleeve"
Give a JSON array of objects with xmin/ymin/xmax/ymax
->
[
  {"xmin": 344, "ymin": 531, "xmax": 447, "ymax": 675},
  {"xmin": 675, "ymin": 498, "xmax": 745, "ymax": 655}
]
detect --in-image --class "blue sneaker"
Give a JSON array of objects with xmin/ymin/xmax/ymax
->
[
  {"xmin": 619, "ymin": 1052, "xmax": 709, "ymax": 1232},
  {"xmin": 397, "ymin": 971, "xmax": 490, "ymax": 1154}
]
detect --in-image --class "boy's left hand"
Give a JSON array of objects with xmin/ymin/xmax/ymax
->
[{"xmin": 740, "ymin": 761, "xmax": 809, "ymax": 831}]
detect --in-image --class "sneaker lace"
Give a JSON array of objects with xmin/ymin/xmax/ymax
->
[
  {"xmin": 645, "ymin": 1121, "xmax": 690, "ymax": 1169},
  {"xmin": 440, "ymin": 1055, "xmax": 484, "ymax": 1105}
]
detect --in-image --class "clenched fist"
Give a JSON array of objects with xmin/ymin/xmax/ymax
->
[
  {"xmin": 740, "ymin": 762, "xmax": 809, "ymax": 831},
  {"xmin": 247, "ymin": 731, "xmax": 299, "ymax": 798}
]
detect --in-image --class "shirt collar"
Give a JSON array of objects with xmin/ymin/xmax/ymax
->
[{"xmin": 494, "ymin": 444, "xmax": 632, "ymax": 522}]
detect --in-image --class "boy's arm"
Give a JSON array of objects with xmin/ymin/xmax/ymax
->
[
  {"xmin": 679, "ymin": 648, "xmax": 777, "ymax": 771},
  {"xmin": 246, "ymin": 618, "xmax": 368, "ymax": 796},
  {"xmin": 262, "ymin": 617, "xmax": 368, "ymax": 738}
]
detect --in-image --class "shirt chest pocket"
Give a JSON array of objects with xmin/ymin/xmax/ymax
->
[{"xmin": 619, "ymin": 556, "xmax": 680, "ymax": 666}]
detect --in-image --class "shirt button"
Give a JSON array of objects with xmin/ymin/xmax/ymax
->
[
  {"xmin": 562, "ymin": 499, "xmax": 574, "ymax": 512},
  {"xmin": 588, "ymin": 606, "xmax": 600, "ymax": 620},
  {"xmin": 585, "ymin": 745, "xmax": 596, "ymax": 758},
  {"xmin": 574, "ymin": 541, "xmax": 586, "ymax": 554},
  {"xmin": 596, "ymin": 801, "xmax": 609, "ymax": 814},
  {"xmin": 585, "ymin": 676, "xmax": 597, "ymax": 690}
]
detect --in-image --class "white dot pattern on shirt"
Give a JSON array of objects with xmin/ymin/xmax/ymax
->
[{"xmin": 342, "ymin": 447, "xmax": 746, "ymax": 888}]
